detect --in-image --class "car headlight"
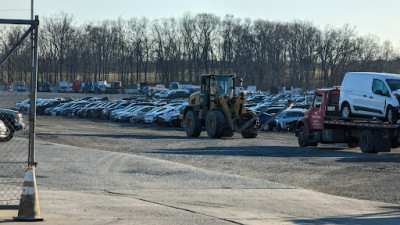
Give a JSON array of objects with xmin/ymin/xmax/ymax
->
[{"xmin": 16, "ymin": 113, "xmax": 23, "ymax": 123}]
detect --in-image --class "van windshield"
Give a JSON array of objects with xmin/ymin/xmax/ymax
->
[{"xmin": 386, "ymin": 79, "xmax": 400, "ymax": 91}]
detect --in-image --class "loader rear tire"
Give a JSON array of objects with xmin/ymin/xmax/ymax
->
[
  {"xmin": 206, "ymin": 110, "xmax": 225, "ymax": 138},
  {"xmin": 184, "ymin": 110, "xmax": 202, "ymax": 137}
]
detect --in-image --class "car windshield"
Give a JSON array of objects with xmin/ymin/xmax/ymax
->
[{"xmin": 386, "ymin": 79, "xmax": 400, "ymax": 91}]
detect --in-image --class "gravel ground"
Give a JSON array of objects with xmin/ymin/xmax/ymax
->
[{"xmin": 35, "ymin": 116, "xmax": 400, "ymax": 205}]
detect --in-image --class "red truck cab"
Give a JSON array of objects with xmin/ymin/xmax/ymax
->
[
  {"xmin": 72, "ymin": 80, "xmax": 82, "ymax": 93},
  {"xmin": 296, "ymin": 88, "xmax": 400, "ymax": 153}
]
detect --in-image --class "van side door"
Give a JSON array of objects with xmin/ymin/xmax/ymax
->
[{"xmin": 370, "ymin": 79, "xmax": 389, "ymax": 116}]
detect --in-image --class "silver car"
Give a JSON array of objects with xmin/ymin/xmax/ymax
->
[
  {"xmin": 0, "ymin": 120, "xmax": 7, "ymax": 141},
  {"xmin": 276, "ymin": 109, "xmax": 305, "ymax": 131}
]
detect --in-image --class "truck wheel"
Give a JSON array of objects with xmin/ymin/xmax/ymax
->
[
  {"xmin": 184, "ymin": 110, "xmax": 202, "ymax": 137},
  {"xmin": 206, "ymin": 110, "xmax": 225, "ymax": 138},
  {"xmin": 298, "ymin": 126, "xmax": 309, "ymax": 147},
  {"xmin": 359, "ymin": 130, "xmax": 375, "ymax": 153},
  {"xmin": 386, "ymin": 106, "xmax": 397, "ymax": 124},
  {"xmin": 341, "ymin": 103, "xmax": 351, "ymax": 119},
  {"xmin": 0, "ymin": 126, "xmax": 14, "ymax": 142}
]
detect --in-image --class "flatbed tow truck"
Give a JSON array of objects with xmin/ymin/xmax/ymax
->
[{"xmin": 295, "ymin": 88, "xmax": 400, "ymax": 153}]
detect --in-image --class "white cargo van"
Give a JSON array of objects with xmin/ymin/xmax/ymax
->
[{"xmin": 339, "ymin": 72, "xmax": 400, "ymax": 122}]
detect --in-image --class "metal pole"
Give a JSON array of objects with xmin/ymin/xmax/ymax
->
[
  {"xmin": 28, "ymin": 16, "xmax": 38, "ymax": 166},
  {"xmin": 31, "ymin": 0, "xmax": 34, "ymax": 20}
]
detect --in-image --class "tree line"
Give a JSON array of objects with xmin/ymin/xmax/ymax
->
[{"xmin": 1, "ymin": 12, "xmax": 400, "ymax": 91}]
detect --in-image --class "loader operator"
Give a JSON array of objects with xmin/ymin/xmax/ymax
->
[{"xmin": 214, "ymin": 81, "xmax": 225, "ymax": 96}]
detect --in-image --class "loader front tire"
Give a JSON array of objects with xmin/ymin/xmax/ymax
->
[{"xmin": 206, "ymin": 110, "xmax": 225, "ymax": 138}]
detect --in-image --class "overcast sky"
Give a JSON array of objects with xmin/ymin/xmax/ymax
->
[{"xmin": 2, "ymin": 0, "xmax": 400, "ymax": 47}]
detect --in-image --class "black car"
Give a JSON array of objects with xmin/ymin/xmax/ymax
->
[
  {"xmin": 0, "ymin": 109, "xmax": 25, "ymax": 141},
  {"xmin": 165, "ymin": 90, "xmax": 190, "ymax": 99},
  {"xmin": 37, "ymin": 100, "xmax": 62, "ymax": 115}
]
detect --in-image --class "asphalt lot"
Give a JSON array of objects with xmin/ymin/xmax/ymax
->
[{"xmin": 34, "ymin": 116, "xmax": 400, "ymax": 205}]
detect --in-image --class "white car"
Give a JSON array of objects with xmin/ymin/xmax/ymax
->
[
  {"xmin": 0, "ymin": 120, "xmax": 7, "ymax": 141},
  {"xmin": 339, "ymin": 72, "xmax": 400, "ymax": 122},
  {"xmin": 154, "ymin": 90, "xmax": 171, "ymax": 98},
  {"xmin": 161, "ymin": 104, "xmax": 187, "ymax": 125},
  {"xmin": 143, "ymin": 107, "xmax": 167, "ymax": 123},
  {"xmin": 129, "ymin": 106, "xmax": 156, "ymax": 123}
]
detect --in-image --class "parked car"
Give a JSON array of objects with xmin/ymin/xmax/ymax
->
[
  {"xmin": 339, "ymin": 72, "xmax": 400, "ymax": 122},
  {"xmin": 0, "ymin": 108, "xmax": 25, "ymax": 141},
  {"xmin": 143, "ymin": 107, "xmax": 167, "ymax": 124},
  {"xmin": 275, "ymin": 109, "xmax": 305, "ymax": 131},
  {"xmin": 116, "ymin": 106, "xmax": 144, "ymax": 122},
  {"xmin": 37, "ymin": 100, "xmax": 62, "ymax": 115},
  {"xmin": 15, "ymin": 99, "xmax": 30, "ymax": 111},
  {"xmin": 17, "ymin": 81, "xmax": 26, "ymax": 92},
  {"xmin": 0, "ymin": 120, "xmax": 8, "ymax": 141},
  {"xmin": 101, "ymin": 102, "xmax": 129, "ymax": 119},
  {"xmin": 258, "ymin": 113, "xmax": 279, "ymax": 131},
  {"xmin": 160, "ymin": 104, "xmax": 187, "ymax": 126},
  {"xmin": 129, "ymin": 106, "xmax": 156, "ymax": 123},
  {"xmin": 247, "ymin": 95, "xmax": 267, "ymax": 103},
  {"xmin": 41, "ymin": 81, "xmax": 52, "ymax": 92},
  {"xmin": 165, "ymin": 90, "xmax": 190, "ymax": 99},
  {"xmin": 154, "ymin": 90, "xmax": 171, "ymax": 98}
]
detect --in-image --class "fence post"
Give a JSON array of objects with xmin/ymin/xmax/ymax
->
[{"xmin": 28, "ymin": 16, "xmax": 39, "ymax": 166}]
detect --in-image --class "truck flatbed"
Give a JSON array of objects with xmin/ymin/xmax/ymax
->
[{"xmin": 323, "ymin": 117, "xmax": 400, "ymax": 129}]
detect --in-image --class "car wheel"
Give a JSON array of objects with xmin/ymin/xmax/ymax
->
[
  {"xmin": 273, "ymin": 124, "xmax": 281, "ymax": 131},
  {"xmin": 386, "ymin": 105, "xmax": 397, "ymax": 123},
  {"xmin": 0, "ymin": 125, "xmax": 14, "ymax": 142},
  {"xmin": 341, "ymin": 103, "xmax": 351, "ymax": 119}
]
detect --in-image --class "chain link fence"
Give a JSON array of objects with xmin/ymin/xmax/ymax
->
[
  {"xmin": 0, "ymin": 81, "xmax": 30, "ymax": 206},
  {"xmin": 0, "ymin": 18, "xmax": 38, "ymax": 207}
]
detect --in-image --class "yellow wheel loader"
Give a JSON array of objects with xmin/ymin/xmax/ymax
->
[{"xmin": 182, "ymin": 74, "xmax": 258, "ymax": 138}]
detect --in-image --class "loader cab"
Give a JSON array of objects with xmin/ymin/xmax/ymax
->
[
  {"xmin": 199, "ymin": 74, "xmax": 236, "ymax": 115},
  {"xmin": 200, "ymin": 74, "xmax": 235, "ymax": 98}
]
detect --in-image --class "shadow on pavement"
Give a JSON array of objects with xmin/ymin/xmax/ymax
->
[
  {"xmin": 288, "ymin": 206, "xmax": 400, "ymax": 225},
  {"xmin": 149, "ymin": 145, "xmax": 400, "ymax": 163}
]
